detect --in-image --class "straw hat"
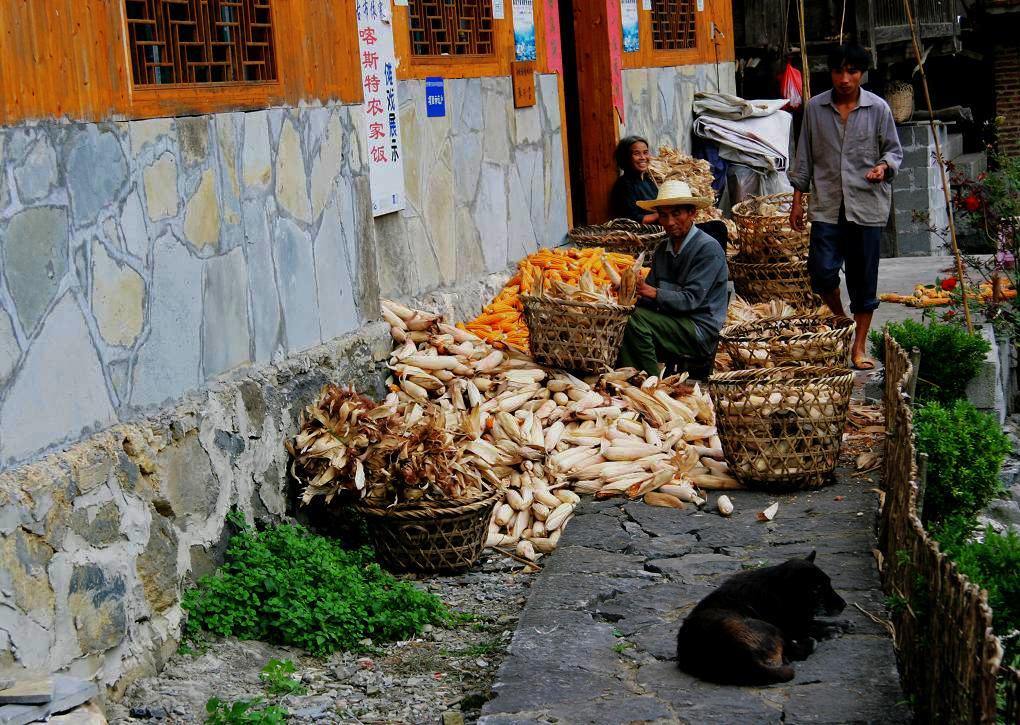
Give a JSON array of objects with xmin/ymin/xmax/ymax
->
[{"xmin": 637, "ymin": 179, "xmax": 713, "ymax": 210}]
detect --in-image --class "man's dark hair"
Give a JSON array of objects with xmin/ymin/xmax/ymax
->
[
  {"xmin": 615, "ymin": 135, "xmax": 650, "ymax": 172},
  {"xmin": 827, "ymin": 43, "xmax": 870, "ymax": 72}
]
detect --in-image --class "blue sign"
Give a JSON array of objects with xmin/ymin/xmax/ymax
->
[{"xmin": 425, "ymin": 77, "xmax": 445, "ymax": 118}]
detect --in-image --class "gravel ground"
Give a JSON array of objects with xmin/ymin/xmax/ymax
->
[{"xmin": 108, "ymin": 554, "xmax": 533, "ymax": 724}]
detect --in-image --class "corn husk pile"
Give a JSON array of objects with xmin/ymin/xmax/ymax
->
[
  {"xmin": 379, "ymin": 299, "xmax": 733, "ymax": 561},
  {"xmin": 647, "ymin": 146, "xmax": 737, "ymax": 241},
  {"xmin": 289, "ymin": 386, "xmax": 485, "ymax": 506}
]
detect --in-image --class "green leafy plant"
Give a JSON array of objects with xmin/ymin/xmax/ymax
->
[
  {"xmin": 869, "ymin": 319, "xmax": 990, "ymax": 404},
  {"xmin": 941, "ymin": 528, "xmax": 1020, "ymax": 665},
  {"xmin": 205, "ymin": 698, "xmax": 288, "ymax": 725},
  {"xmin": 914, "ymin": 400, "xmax": 1009, "ymax": 529},
  {"xmin": 260, "ymin": 659, "xmax": 306, "ymax": 696},
  {"xmin": 613, "ymin": 641, "xmax": 635, "ymax": 654},
  {"xmin": 182, "ymin": 519, "xmax": 448, "ymax": 656}
]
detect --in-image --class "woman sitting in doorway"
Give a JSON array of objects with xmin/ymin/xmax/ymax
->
[{"xmin": 610, "ymin": 136, "xmax": 660, "ymax": 224}]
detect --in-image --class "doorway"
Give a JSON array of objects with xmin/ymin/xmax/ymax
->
[{"xmin": 558, "ymin": 0, "xmax": 587, "ymax": 225}]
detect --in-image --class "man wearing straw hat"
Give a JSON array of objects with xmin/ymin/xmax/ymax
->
[{"xmin": 616, "ymin": 179, "xmax": 729, "ymax": 378}]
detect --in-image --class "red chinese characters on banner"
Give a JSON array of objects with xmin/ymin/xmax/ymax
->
[{"xmin": 357, "ymin": 2, "xmax": 405, "ymax": 216}]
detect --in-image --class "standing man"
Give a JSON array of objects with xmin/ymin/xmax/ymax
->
[
  {"xmin": 616, "ymin": 180, "xmax": 729, "ymax": 378},
  {"xmin": 789, "ymin": 43, "xmax": 902, "ymax": 370}
]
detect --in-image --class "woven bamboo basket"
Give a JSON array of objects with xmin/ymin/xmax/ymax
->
[
  {"xmin": 720, "ymin": 315, "xmax": 855, "ymax": 369},
  {"xmin": 729, "ymin": 257, "xmax": 821, "ymax": 309},
  {"xmin": 521, "ymin": 295, "xmax": 634, "ymax": 373},
  {"xmin": 886, "ymin": 81, "xmax": 914, "ymax": 123},
  {"xmin": 708, "ymin": 366, "xmax": 854, "ymax": 490},
  {"xmin": 732, "ymin": 193, "xmax": 810, "ymax": 262},
  {"xmin": 355, "ymin": 490, "xmax": 500, "ymax": 573},
  {"xmin": 568, "ymin": 218, "xmax": 668, "ymax": 256}
]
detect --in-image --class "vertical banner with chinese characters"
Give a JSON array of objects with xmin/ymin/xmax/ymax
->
[
  {"xmin": 621, "ymin": 0, "xmax": 639, "ymax": 52},
  {"xmin": 357, "ymin": 1, "xmax": 406, "ymax": 217},
  {"xmin": 512, "ymin": 0, "xmax": 536, "ymax": 61}
]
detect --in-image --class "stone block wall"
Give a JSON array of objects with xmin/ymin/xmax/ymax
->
[
  {"xmin": 374, "ymin": 74, "xmax": 569, "ymax": 298},
  {"xmin": 620, "ymin": 62, "xmax": 737, "ymax": 152},
  {"xmin": 995, "ymin": 43, "xmax": 1020, "ymax": 159},
  {"xmin": 0, "ymin": 267, "xmax": 511, "ymax": 695},
  {"xmin": 0, "ymin": 105, "xmax": 377, "ymax": 468},
  {"xmin": 889, "ymin": 123, "xmax": 951, "ymax": 257}
]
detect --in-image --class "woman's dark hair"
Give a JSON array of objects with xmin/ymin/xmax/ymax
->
[
  {"xmin": 827, "ymin": 43, "xmax": 870, "ymax": 72},
  {"xmin": 615, "ymin": 135, "xmax": 650, "ymax": 172}
]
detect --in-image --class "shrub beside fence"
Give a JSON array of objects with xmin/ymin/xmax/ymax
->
[{"xmin": 881, "ymin": 332, "xmax": 1019, "ymax": 723}]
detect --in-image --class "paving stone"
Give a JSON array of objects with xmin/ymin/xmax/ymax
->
[
  {"xmin": 644, "ymin": 552, "xmax": 746, "ymax": 583},
  {"xmin": 624, "ymin": 532, "xmax": 698, "ymax": 560},
  {"xmin": 274, "ymin": 217, "xmax": 320, "ymax": 353},
  {"xmin": 557, "ymin": 512, "xmax": 637, "ymax": 552},
  {"xmin": 91, "ymin": 240, "xmax": 145, "ymax": 347},
  {"xmin": 0, "ymin": 293, "xmax": 115, "ymax": 464},
  {"xmin": 65, "ymin": 128, "xmax": 128, "ymax": 226},
  {"xmin": 2, "ymin": 206, "xmax": 68, "ymax": 334},
  {"xmin": 12, "ymin": 136, "xmax": 58, "ymax": 204},
  {"xmin": 202, "ymin": 247, "xmax": 250, "ymax": 375}
]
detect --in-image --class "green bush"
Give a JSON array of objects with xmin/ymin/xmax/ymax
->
[
  {"xmin": 914, "ymin": 400, "xmax": 1009, "ymax": 528},
  {"xmin": 941, "ymin": 528, "xmax": 1020, "ymax": 664},
  {"xmin": 205, "ymin": 698, "xmax": 288, "ymax": 725},
  {"xmin": 869, "ymin": 319, "xmax": 990, "ymax": 404},
  {"xmin": 182, "ymin": 514, "xmax": 448, "ymax": 656}
]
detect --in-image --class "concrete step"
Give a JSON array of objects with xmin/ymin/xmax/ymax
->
[
  {"xmin": 944, "ymin": 132, "xmax": 964, "ymax": 161},
  {"xmin": 952, "ymin": 151, "xmax": 988, "ymax": 181}
]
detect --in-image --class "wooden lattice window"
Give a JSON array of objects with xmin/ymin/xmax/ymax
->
[
  {"xmin": 125, "ymin": 0, "xmax": 277, "ymax": 85},
  {"xmin": 651, "ymin": 0, "xmax": 697, "ymax": 51},
  {"xmin": 408, "ymin": 0, "xmax": 495, "ymax": 57}
]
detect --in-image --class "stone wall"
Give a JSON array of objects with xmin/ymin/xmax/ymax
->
[
  {"xmin": 0, "ymin": 105, "xmax": 377, "ymax": 469},
  {"xmin": 0, "ymin": 268, "xmax": 511, "ymax": 695},
  {"xmin": 374, "ymin": 74, "xmax": 569, "ymax": 298},
  {"xmin": 889, "ymin": 123, "xmax": 951, "ymax": 257},
  {"xmin": 0, "ymin": 74, "xmax": 570, "ymax": 471},
  {"xmin": 620, "ymin": 62, "xmax": 737, "ymax": 152},
  {"xmin": 995, "ymin": 43, "xmax": 1020, "ymax": 159}
]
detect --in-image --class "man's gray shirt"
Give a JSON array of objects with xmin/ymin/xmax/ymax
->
[
  {"xmin": 644, "ymin": 226, "xmax": 729, "ymax": 352},
  {"xmin": 789, "ymin": 89, "xmax": 903, "ymax": 227}
]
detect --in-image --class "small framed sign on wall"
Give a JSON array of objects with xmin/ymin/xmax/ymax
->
[{"xmin": 512, "ymin": 61, "xmax": 536, "ymax": 108}]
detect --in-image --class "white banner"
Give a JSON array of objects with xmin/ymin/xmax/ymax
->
[
  {"xmin": 493, "ymin": 0, "xmax": 505, "ymax": 20},
  {"xmin": 357, "ymin": 1, "xmax": 406, "ymax": 217}
]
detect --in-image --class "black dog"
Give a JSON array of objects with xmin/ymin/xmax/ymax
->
[{"xmin": 675, "ymin": 552, "xmax": 846, "ymax": 685}]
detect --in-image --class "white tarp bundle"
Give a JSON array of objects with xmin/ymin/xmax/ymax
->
[{"xmin": 693, "ymin": 108, "xmax": 792, "ymax": 172}]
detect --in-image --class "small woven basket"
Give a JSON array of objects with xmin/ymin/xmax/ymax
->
[
  {"xmin": 355, "ymin": 490, "xmax": 500, "ymax": 573},
  {"xmin": 732, "ymin": 193, "xmax": 810, "ymax": 262},
  {"xmin": 521, "ymin": 295, "xmax": 634, "ymax": 373},
  {"xmin": 729, "ymin": 257, "xmax": 821, "ymax": 309},
  {"xmin": 886, "ymin": 81, "xmax": 914, "ymax": 123},
  {"xmin": 720, "ymin": 315, "xmax": 855, "ymax": 369},
  {"xmin": 568, "ymin": 218, "xmax": 668, "ymax": 256},
  {"xmin": 708, "ymin": 366, "xmax": 854, "ymax": 490}
]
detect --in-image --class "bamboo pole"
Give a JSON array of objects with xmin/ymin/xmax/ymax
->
[
  {"xmin": 797, "ymin": 0, "xmax": 811, "ymax": 101},
  {"xmin": 902, "ymin": 0, "xmax": 973, "ymax": 333}
]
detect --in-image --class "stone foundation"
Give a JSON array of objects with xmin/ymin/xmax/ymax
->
[{"xmin": 0, "ymin": 269, "xmax": 510, "ymax": 697}]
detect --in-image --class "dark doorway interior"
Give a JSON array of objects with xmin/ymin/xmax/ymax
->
[{"xmin": 558, "ymin": 0, "xmax": 587, "ymax": 226}]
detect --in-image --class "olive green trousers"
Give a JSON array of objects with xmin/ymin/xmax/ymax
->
[{"xmin": 616, "ymin": 306, "xmax": 706, "ymax": 378}]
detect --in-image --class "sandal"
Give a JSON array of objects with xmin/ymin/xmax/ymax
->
[{"xmin": 852, "ymin": 357, "xmax": 876, "ymax": 371}]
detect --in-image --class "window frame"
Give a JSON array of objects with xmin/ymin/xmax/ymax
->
[
  {"xmin": 392, "ymin": 0, "xmax": 548, "ymax": 80},
  {"xmin": 123, "ymin": 0, "xmax": 285, "ymax": 116},
  {"xmin": 621, "ymin": 0, "xmax": 733, "ymax": 71}
]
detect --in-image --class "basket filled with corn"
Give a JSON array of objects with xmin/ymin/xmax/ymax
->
[
  {"xmin": 720, "ymin": 315, "xmax": 855, "ymax": 369},
  {"xmin": 568, "ymin": 218, "xmax": 668, "ymax": 256},
  {"xmin": 729, "ymin": 257, "xmax": 821, "ymax": 310},
  {"xmin": 708, "ymin": 366, "xmax": 854, "ymax": 490},
  {"xmin": 522, "ymin": 255, "xmax": 644, "ymax": 373},
  {"xmin": 732, "ymin": 193, "xmax": 810, "ymax": 263}
]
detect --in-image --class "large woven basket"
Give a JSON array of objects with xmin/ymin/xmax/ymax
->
[
  {"xmin": 720, "ymin": 315, "xmax": 855, "ymax": 369},
  {"xmin": 355, "ymin": 491, "xmax": 500, "ymax": 573},
  {"xmin": 729, "ymin": 257, "xmax": 821, "ymax": 309},
  {"xmin": 708, "ymin": 366, "xmax": 854, "ymax": 490},
  {"xmin": 521, "ymin": 295, "xmax": 634, "ymax": 373},
  {"xmin": 886, "ymin": 81, "xmax": 914, "ymax": 123},
  {"xmin": 732, "ymin": 193, "xmax": 810, "ymax": 262},
  {"xmin": 568, "ymin": 218, "xmax": 668, "ymax": 256}
]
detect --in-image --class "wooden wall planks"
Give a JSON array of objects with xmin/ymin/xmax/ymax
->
[{"xmin": 0, "ymin": 0, "xmax": 362, "ymax": 125}]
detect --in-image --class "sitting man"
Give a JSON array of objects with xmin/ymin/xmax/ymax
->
[{"xmin": 616, "ymin": 180, "xmax": 729, "ymax": 378}]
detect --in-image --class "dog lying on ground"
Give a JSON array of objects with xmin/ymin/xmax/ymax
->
[{"xmin": 675, "ymin": 552, "xmax": 846, "ymax": 685}]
